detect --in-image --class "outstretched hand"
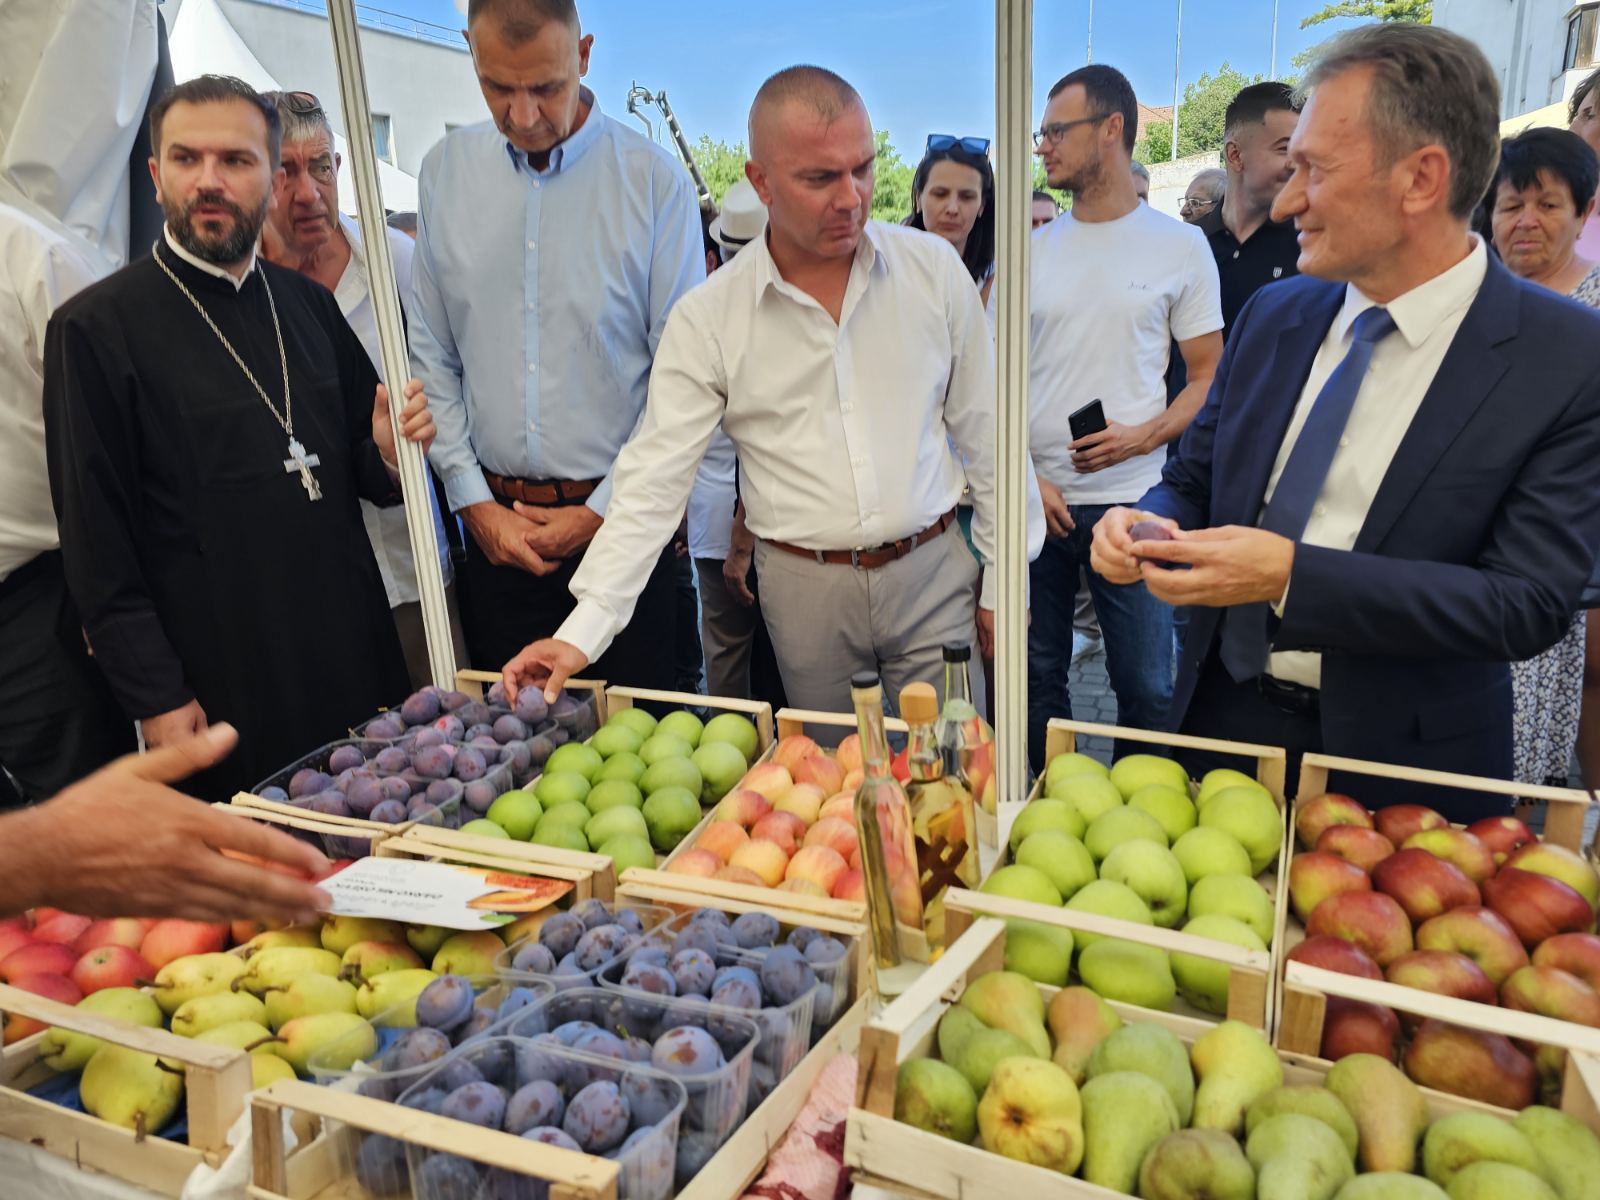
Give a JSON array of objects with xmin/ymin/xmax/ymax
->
[{"xmin": 504, "ymin": 638, "xmax": 591, "ymax": 706}]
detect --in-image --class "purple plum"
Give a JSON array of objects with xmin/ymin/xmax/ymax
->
[
  {"xmin": 514, "ymin": 688, "xmax": 548, "ymax": 725},
  {"xmin": 415, "ymin": 975, "xmax": 475, "ymax": 1030},
  {"xmin": 562, "ymin": 1081, "xmax": 630, "ymax": 1153},
  {"xmin": 539, "ymin": 913, "xmax": 585, "ymax": 959},
  {"xmin": 505, "ymin": 1079, "xmax": 565, "ymax": 1134},
  {"xmin": 288, "ymin": 768, "xmax": 333, "ymax": 798},
  {"xmin": 759, "ymin": 945, "xmax": 818, "ymax": 1006},
  {"xmin": 440, "ymin": 690, "xmax": 472, "ymax": 712},
  {"xmin": 452, "ymin": 746, "xmax": 489, "ymax": 783},
  {"xmin": 373, "ymin": 747, "xmax": 409, "ymax": 776},
  {"xmin": 328, "ymin": 744, "xmax": 366, "ymax": 773},
  {"xmin": 650, "ymin": 1025, "xmax": 725, "ymax": 1076},
  {"xmin": 570, "ymin": 899, "xmax": 613, "ymax": 930},
  {"xmin": 804, "ymin": 936, "xmax": 848, "ymax": 966},
  {"xmin": 729, "ymin": 912, "xmax": 779, "ymax": 949},
  {"xmin": 401, "ymin": 690, "xmax": 441, "ymax": 726},
  {"xmin": 370, "ymin": 799, "xmax": 407, "ymax": 824},
  {"xmin": 389, "ymin": 1027, "xmax": 452, "ymax": 1071},
  {"xmin": 511, "ymin": 942, "xmax": 557, "ymax": 975}
]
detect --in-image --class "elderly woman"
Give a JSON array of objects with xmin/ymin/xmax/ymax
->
[{"xmin": 1490, "ymin": 127, "xmax": 1600, "ymax": 784}]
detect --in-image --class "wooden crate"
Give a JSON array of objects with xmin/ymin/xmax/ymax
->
[
  {"xmin": 603, "ymin": 685, "xmax": 776, "ymax": 751},
  {"xmin": 377, "ymin": 822, "xmax": 618, "ymax": 902},
  {"xmin": 0, "ymin": 981, "xmax": 255, "ymax": 1197},
  {"xmin": 1273, "ymin": 751, "xmax": 1600, "ymax": 1042},
  {"xmin": 843, "ymin": 916, "xmax": 1600, "ymax": 1200},
  {"xmin": 224, "ymin": 792, "xmax": 407, "ymax": 856}
]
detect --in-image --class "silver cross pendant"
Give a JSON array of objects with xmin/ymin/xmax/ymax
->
[{"xmin": 284, "ymin": 437, "xmax": 323, "ymax": 501}]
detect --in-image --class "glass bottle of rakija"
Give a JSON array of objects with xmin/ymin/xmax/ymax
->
[
  {"xmin": 937, "ymin": 643, "xmax": 995, "ymax": 819},
  {"xmin": 851, "ymin": 671, "xmax": 923, "ymax": 968},
  {"xmin": 901, "ymin": 680, "xmax": 979, "ymax": 952}
]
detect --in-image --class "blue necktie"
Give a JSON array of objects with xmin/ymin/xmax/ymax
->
[{"xmin": 1218, "ymin": 305, "xmax": 1398, "ymax": 682}]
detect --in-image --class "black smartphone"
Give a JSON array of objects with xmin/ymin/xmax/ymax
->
[{"xmin": 1069, "ymin": 398, "xmax": 1107, "ymax": 441}]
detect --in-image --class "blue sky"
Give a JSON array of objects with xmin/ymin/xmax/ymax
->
[{"xmin": 379, "ymin": 0, "xmax": 1364, "ymax": 158}]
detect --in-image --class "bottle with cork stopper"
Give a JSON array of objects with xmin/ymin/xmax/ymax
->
[{"xmin": 901, "ymin": 680, "xmax": 980, "ymax": 952}]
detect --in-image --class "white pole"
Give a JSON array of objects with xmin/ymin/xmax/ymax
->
[
  {"xmin": 994, "ymin": 0, "xmax": 1032, "ymax": 836},
  {"xmin": 1171, "ymin": 0, "xmax": 1184, "ymax": 161},
  {"xmin": 323, "ymin": 0, "xmax": 457, "ymax": 687},
  {"xmin": 1270, "ymin": 0, "xmax": 1280, "ymax": 80},
  {"xmin": 1086, "ymin": 0, "xmax": 1094, "ymax": 63}
]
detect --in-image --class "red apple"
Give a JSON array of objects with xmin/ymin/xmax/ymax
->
[
  {"xmin": 792, "ymin": 754, "xmax": 846, "ymax": 796},
  {"xmin": 1531, "ymin": 932, "xmax": 1600, "ymax": 991},
  {"xmin": 1384, "ymin": 950, "xmax": 1496, "ymax": 1025},
  {"xmin": 665, "ymin": 848, "xmax": 721, "ymax": 878},
  {"xmin": 0, "ymin": 941, "xmax": 78, "ymax": 983},
  {"xmin": 1321, "ymin": 997, "xmax": 1400, "ymax": 1061},
  {"xmin": 1373, "ymin": 804, "xmax": 1448, "ymax": 847},
  {"xmin": 1315, "ymin": 825, "xmax": 1396, "ymax": 874},
  {"xmin": 1504, "ymin": 842, "xmax": 1600, "ymax": 911},
  {"xmin": 1465, "ymin": 815, "xmax": 1537, "ymax": 865},
  {"xmin": 1289, "ymin": 851, "xmax": 1372, "ymax": 924},
  {"xmin": 1400, "ymin": 827, "xmax": 1495, "ymax": 885},
  {"xmin": 0, "ymin": 929, "xmax": 37, "ymax": 965},
  {"xmin": 0, "ymin": 916, "xmax": 29, "ymax": 935},
  {"xmin": 1500, "ymin": 964, "xmax": 1600, "ymax": 1026},
  {"xmin": 1414, "ymin": 905, "xmax": 1529, "ymax": 985},
  {"xmin": 1287, "ymin": 935, "xmax": 1384, "ymax": 980},
  {"xmin": 1404, "ymin": 1019, "xmax": 1537, "ymax": 1109},
  {"xmin": 27, "ymin": 908, "xmax": 71, "ymax": 927},
  {"xmin": 1371, "ymin": 848, "xmax": 1479, "ymax": 924},
  {"xmin": 1482, "ymin": 868, "xmax": 1594, "ymax": 948},
  {"xmin": 836, "ymin": 735, "xmax": 864, "ymax": 773},
  {"xmin": 1306, "ymin": 890, "xmax": 1414, "ymax": 966},
  {"xmin": 1295, "ymin": 793, "xmax": 1373, "ymax": 850},
  {"xmin": 70, "ymin": 917, "xmax": 153, "ymax": 957},
  {"xmin": 138, "ymin": 919, "xmax": 228, "ymax": 969},
  {"xmin": 30, "ymin": 914, "xmax": 93, "ymax": 947},
  {"xmin": 1, "ymin": 973, "xmax": 82, "ymax": 1044},
  {"xmin": 69, "ymin": 945, "xmax": 154, "ymax": 995},
  {"xmin": 772, "ymin": 734, "xmax": 821, "ymax": 773},
  {"xmin": 832, "ymin": 869, "xmax": 865, "ymax": 902},
  {"xmin": 750, "ymin": 811, "xmax": 806, "ymax": 857}
]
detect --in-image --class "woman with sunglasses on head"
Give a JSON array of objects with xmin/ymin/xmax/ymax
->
[{"xmin": 908, "ymin": 134, "xmax": 997, "ymax": 306}]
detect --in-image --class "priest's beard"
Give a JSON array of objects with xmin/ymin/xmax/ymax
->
[{"xmin": 165, "ymin": 191, "xmax": 269, "ymax": 267}]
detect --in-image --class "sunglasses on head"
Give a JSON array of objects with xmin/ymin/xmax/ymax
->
[
  {"xmin": 267, "ymin": 90, "xmax": 326, "ymax": 118},
  {"xmin": 926, "ymin": 133, "xmax": 991, "ymax": 157}
]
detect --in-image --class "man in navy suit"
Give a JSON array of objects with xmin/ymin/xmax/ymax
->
[{"xmin": 1091, "ymin": 24, "xmax": 1600, "ymax": 821}]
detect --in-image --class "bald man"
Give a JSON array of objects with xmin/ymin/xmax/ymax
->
[{"xmin": 504, "ymin": 65, "xmax": 1042, "ymax": 715}]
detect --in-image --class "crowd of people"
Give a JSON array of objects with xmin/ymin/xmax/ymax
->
[{"xmin": 5, "ymin": 0, "xmax": 1600, "ymax": 921}]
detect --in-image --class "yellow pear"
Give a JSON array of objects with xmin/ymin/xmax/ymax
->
[
  {"xmin": 956, "ymin": 970, "xmax": 1050, "ymax": 1058},
  {"xmin": 170, "ymin": 991, "xmax": 267, "ymax": 1038},
  {"xmin": 270, "ymin": 1012, "xmax": 377, "ymax": 1076},
  {"xmin": 354, "ymin": 967, "xmax": 438, "ymax": 1024},
  {"xmin": 320, "ymin": 916, "xmax": 405, "ymax": 957},
  {"xmin": 263, "ymin": 975, "xmax": 359, "ymax": 1031},
  {"xmin": 234, "ymin": 947, "xmax": 341, "ymax": 996},
  {"xmin": 1190, "ymin": 1020, "xmax": 1282, "ymax": 1135},
  {"xmin": 150, "ymin": 953, "xmax": 246, "ymax": 1015},
  {"xmin": 241, "ymin": 926, "xmax": 321, "ymax": 957},
  {"xmin": 80, "ymin": 1045, "xmax": 185, "ymax": 1136},
  {"xmin": 40, "ymin": 989, "xmax": 163, "ymax": 1072},
  {"xmin": 250, "ymin": 1053, "xmax": 297, "ymax": 1089}
]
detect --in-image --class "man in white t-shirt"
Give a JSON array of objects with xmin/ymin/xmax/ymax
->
[{"xmin": 1027, "ymin": 64, "xmax": 1224, "ymax": 768}]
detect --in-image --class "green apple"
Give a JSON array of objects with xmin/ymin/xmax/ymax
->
[
  {"xmin": 1187, "ymin": 874, "xmax": 1275, "ymax": 945},
  {"xmin": 1016, "ymin": 830, "xmax": 1097, "ymax": 902},
  {"xmin": 485, "ymin": 790, "xmax": 542, "ymax": 840},
  {"xmin": 1005, "ymin": 919, "xmax": 1074, "ymax": 986},
  {"xmin": 598, "ymin": 833, "xmax": 656, "ymax": 876},
  {"xmin": 691, "ymin": 740, "xmax": 748, "ymax": 805},
  {"xmin": 641, "ymin": 786, "xmax": 702, "ymax": 851},
  {"xmin": 531, "ymin": 824, "xmax": 589, "ymax": 852},
  {"xmin": 536, "ymin": 802, "xmax": 591, "ymax": 832},
  {"xmin": 1098, "ymin": 841, "xmax": 1188, "ymax": 928},
  {"xmin": 702, "ymin": 712, "xmax": 760, "ymax": 762},
  {"xmin": 460, "ymin": 818, "xmax": 512, "ymax": 839},
  {"xmin": 1047, "ymin": 774, "xmax": 1124, "ymax": 822},
  {"xmin": 1129, "ymin": 785, "xmax": 1197, "ymax": 842},
  {"xmin": 1171, "ymin": 914, "xmax": 1265, "ymax": 1015},
  {"xmin": 1065, "ymin": 880, "xmax": 1153, "ymax": 951},
  {"xmin": 586, "ymin": 779, "xmax": 644, "ymax": 813},
  {"xmin": 607, "ymin": 707, "xmax": 657, "ymax": 740},
  {"xmin": 534, "ymin": 770, "xmax": 591, "ymax": 810},
  {"xmin": 545, "ymin": 742, "xmax": 603, "ymax": 781},
  {"xmin": 1109, "ymin": 753, "xmax": 1190, "ymax": 800},
  {"xmin": 656, "ymin": 710, "xmax": 704, "ymax": 748},
  {"xmin": 587, "ymin": 724, "xmax": 644, "ymax": 759},
  {"xmin": 585, "ymin": 805, "xmax": 649, "ymax": 848},
  {"xmin": 1085, "ymin": 806, "xmax": 1169, "ymax": 862},
  {"xmin": 1045, "ymin": 751, "xmax": 1110, "ymax": 788},
  {"xmin": 1197, "ymin": 768, "xmax": 1264, "ymax": 807},
  {"xmin": 639, "ymin": 756, "xmax": 702, "ymax": 798},
  {"xmin": 1078, "ymin": 940, "xmax": 1176, "ymax": 1011},
  {"xmin": 1171, "ymin": 827, "xmax": 1254, "ymax": 886},
  {"xmin": 981, "ymin": 864, "xmax": 1063, "ymax": 907},
  {"xmin": 1198, "ymin": 788, "xmax": 1284, "ymax": 874},
  {"xmin": 638, "ymin": 733, "xmax": 694, "ymax": 766},
  {"xmin": 594, "ymin": 751, "xmax": 647, "ymax": 785},
  {"xmin": 1008, "ymin": 799, "xmax": 1087, "ymax": 850}
]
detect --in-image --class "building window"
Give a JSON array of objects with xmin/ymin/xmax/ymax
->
[
  {"xmin": 1566, "ymin": 4, "xmax": 1598, "ymax": 72},
  {"xmin": 371, "ymin": 113, "xmax": 395, "ymax": 164}
]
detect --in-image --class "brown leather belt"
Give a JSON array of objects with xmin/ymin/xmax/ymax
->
[
  {"xmin": 484, "ymin": 471, "xmax": 601, "ymax": 507},
  {"xmin": 766, "ymin": 509, "xmax": 957, "ymax": 570}
]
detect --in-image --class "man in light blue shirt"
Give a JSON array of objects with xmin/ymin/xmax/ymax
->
[{"xmin": 411, "ymin": 0, "xmax": 704, "ymax": 679}]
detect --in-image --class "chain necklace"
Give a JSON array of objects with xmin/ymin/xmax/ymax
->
[{"xmin": 151, "ymin": 241, "xmax": 323, "ymax": 500}]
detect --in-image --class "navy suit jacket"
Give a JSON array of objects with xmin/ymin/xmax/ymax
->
[{"xmin": 1140, "ymin": 256, "xmax": 1600, "ymax": 801}]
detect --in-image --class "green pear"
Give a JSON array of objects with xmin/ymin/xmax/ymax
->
[
  {"xmin": 431, "ymin": 930, "xmax": 505, "ymax": 976},
  {"xmin": 181, "ymin": 1020, "xmax": 274, "ymax": 1058},
  {"xmin": 234, "ymin": 946, "xmax": 342, "ymax": 996},
  {"xmin": 1246, "ymin": 1086, "xmax": 1359, "ymax": 1161},
  {"xmin": 1008, "ymin": 800, "xmax": 1087, "ymax": 852},
  {"xmin": 338, "ymin": 939, "xmax": 423, "ymax": 983},
  {"xmin": 268, "ymin": 1012, "xmax": 377, "ymax": 1076},
  {"xmin": 404, "ymin": 924, "xmax": 452, "ymax": 958},
  {"xmin": 1332, "ymin": 1176, "xmax": 1448, "ymax": 1200},
  {"xmin": 251, "ymin": 1053, "xmax": 297, "ymax": 1089},
  {"xmin": 894, "ymin": 1058, "xmax": 977, "ymax": 1143},
  {"xmin": 1139, "ymin": 1129, "xmax": 1256, "ymax": 1200},
  {"xmin": 951, "ymin": 1026, "xmax": 1040, "ymax": 1093},
  {"xmin": 1187, "ymin": 873, "xmax": 1276, "ymax": 944},
  {"xmin": 263, "ymin": 974, "xmax": 359, "ymax": 1031},
  {"xmin": 170, "ymin": 990, "xmax": 267, "ymax": 1038},
  {"xmin": 1003, "ymin": 920, "xmax": 1073, "ymax": 986},
  {"xmin": 320, "ymin": 915, "xmax": 405, "ymax": 957},
  {"xmin": 1190, "ymin": 1019, "xmax": 1283, "ymax": 1135},
  {"xmin": 240, "ymin": 926, "xmax": 321, "ymax": 957},
  {"xmin": 1247, "ymin": 1112, "xmax": 1354, "ymax": 1200},
  {"xmin": 976, "ymin": 1057, "xmax": 1084, "ymax": 1174},
  {"xmin": 354, "ymin": 967, "xmax": 439, "ymax": 1024},
  {"xmin": 1081, "ymin": 1071, "xmax": 1180, "ymax": 1192},
  {"xmin": 936, "ymin": 1005, "xmax": 985, "ymax": 1064},
  {"xmin": 1171, "ymin": 914, "xmax": 1266, "ymax": 1015},
  {"xmin": 1421, "ymin": 1112, "xmax": 1547, "ymax": 1191},
  {"xmin": 956, "ymin": 971, "xmax": 1049, "ymax": 1058},
  {"xmin": 79, "ymin": 1044, "xmax": 185, "ymax": 1135},
  {"xmin": 1046, "ymin": 986, "xmax": 1121, "ymax": 1084},
  {"xmin": 1086, "ymin": 1022, "xmax": 1195, "ymax": 1125},
  {"xmin": 1077, "ymin": 939, "xmax": 1176, "ymax": 1011},
  {"xmin": 40, "ymin": 988, "xmax": 163, "ymax": 1072},
  {"xmin": 1445, "ymin": 1163, "xmax": 1559, "ymax": 1200},
  {"xmin": 1064, "ymin": 879, "xmax": 1153, "ymax": 952},
  {"xmin": 1513, "ymin": 1105, "xmax": 1600, "ymax": 1200},
  {"xmin": 1325, "ymin": 1053, "xmax": 1428, "ymax": 1174},
  {"xmin": 1015, "ymin": 830, "xmax": 1097, "ymax": 901},
  {"xmin": 150, "ymin": 952, "xmax": 247, "ymax": 1015}
]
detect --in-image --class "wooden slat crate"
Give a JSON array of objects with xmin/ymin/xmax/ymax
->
[
  {"xmin": 376, "ymin": 822, "xmax": 618, "ymax": 902},
  {"xmin": 453, "ymin": 668, "xmax": 608, "ymax": 722}
]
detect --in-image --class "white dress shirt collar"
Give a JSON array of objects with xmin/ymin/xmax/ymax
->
[
  {"xmin": 1333, "ymin": 235, "xmax": 1488, "ymax": 350},
  {"xmin": 161, "ymin": 224, "xmax": 256, "ymax": 291},
  {"xmin": 750, "ymin": 221, "xmax": 890, "ymax": 310}
]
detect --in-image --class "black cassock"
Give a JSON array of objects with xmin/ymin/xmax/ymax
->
[{"xmin": 43, "ymin": 245, "xmax": 409, "ymax": 800}]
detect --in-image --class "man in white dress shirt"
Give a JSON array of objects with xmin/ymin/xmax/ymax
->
[
  {"xmin": 259, "ymin": 91, "xmax": 467, "ymax": 689},
  {"xmin": 504, "ymin": 66, "xmax": 1041, "ymax": 713}
]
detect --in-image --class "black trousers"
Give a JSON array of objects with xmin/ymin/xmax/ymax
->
[
  {"xmin": 1175, "ymin": 652, "xmax": 1323, "ymax": 799},
  {"xmin": 459, "ymin": 515, "xmax": 678, "ymax": 692},
  {"xmin": 0, "ymin": 552, "xmax": 136, "ymax": 807}
]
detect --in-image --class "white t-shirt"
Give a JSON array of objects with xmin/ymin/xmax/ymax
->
[{"xmin": 1028, "ymin": 202, "xmax": 1222, "ymax": 504}]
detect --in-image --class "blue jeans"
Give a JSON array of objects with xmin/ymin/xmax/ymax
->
[{"xmin": 1028, "ymin": 504, "xmax": 1175, "ymax": 771}]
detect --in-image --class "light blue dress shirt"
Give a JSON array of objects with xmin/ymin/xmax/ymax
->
[{"xmin": 409, "ymin": 89, "xmax": 705, "ymax": 516}]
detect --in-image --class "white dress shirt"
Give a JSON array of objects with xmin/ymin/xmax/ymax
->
[
  {"xmin": 0, "ymin": 203, "xmax": 106, "ymax": 582},
  {"xmin": 557, "ymin": 221, "xmax": 1043, "ymax": 664},
  {"xmin": 1268, "ymin": 237, "xmax": 1489, "ymax": 688},
  {"xmin": 333, "ymin": 214, "xmax": 454, "ymax": 607}
]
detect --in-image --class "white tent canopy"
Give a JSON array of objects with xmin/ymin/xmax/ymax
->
[{"xmin": 168, "ymin": 0, "xmax": 419, "ymax": 212}]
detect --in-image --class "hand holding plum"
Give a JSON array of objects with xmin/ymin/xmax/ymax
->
[
  {"xmin": 1090, "ymin": 507, "xmax": 1176, "ymax": 584},
  {"xmin": 504, "ymin": 638, "xmax": 590, "ymax": 706}
]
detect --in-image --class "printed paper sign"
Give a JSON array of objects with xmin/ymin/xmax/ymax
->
[{"xmin": 319, "ymin": 856, "xmax": 572, "ymax": 930}]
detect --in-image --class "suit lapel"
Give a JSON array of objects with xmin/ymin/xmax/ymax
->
[{"xmin": 1355, "ymin": 259, "xmax": 1520, "ymax": 553}]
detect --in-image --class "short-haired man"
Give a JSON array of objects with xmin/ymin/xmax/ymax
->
[
  {"xmin": 1180, "ymin": 167, "xmax": 1226, "ymax": 224},
  {"xmin": 259, "ymin": 90, "xmax": 467, "ymax": 689},
  {"xmin": 1032, "ymin": 189, "xmax": 1061, "ymax": 228},
  {"xmin": 1129, "ymin": 161, "xmax": 1150, "ymax": 203},
  {"xmin": 1093, "ymin": 26, "xmax": 1600, "ymax": 818},
  {"xmin": 1028, "ymin": 63, "xmax": 1223, "ymax": 768},
  {"xmin": 411, "ymin": 0, "xmax": 704, "ymax": 684},
  {"xmin": 1200, "ymin": 82, "xmax": 1302, "ymax": 337},
  {"xmin": 503, "ymin": 66, "xmax": 1040, "ymax": 712},
  {"xmin": 43, "ymin": 76, "xmax": 435, "ymax": 800}
]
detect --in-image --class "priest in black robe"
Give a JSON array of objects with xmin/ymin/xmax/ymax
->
[{"xmin": 41, "ymin": 75, "xmax": 435, "ymax": 801}]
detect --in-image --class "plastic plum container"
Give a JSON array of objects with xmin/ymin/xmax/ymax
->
[
  {"xmin": 396, "ymin": 1034, "xmax": 685, "ymax": 1200},
  {"xmin": 500, "ymin": 986, "xmax": 758, "ymax": 1187},
  {"xmin": 493, "ymin": 899, "xmax": 676, "ymax": 992}
]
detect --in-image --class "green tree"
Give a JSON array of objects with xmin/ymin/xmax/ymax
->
[
  {"xmin": 1134, "ymin": 63, "xmax": 1259, "ymax": 164},
  {"xmin": 691, "ymin": 130, "xmax": 917, "ymax": 223},
  {"xmin": 693, "ymin": 135, "xmax": 750, "ymax": 205},
  {"xmin": 1295, "ymin": 1, "xmax": 1431, "ymax": 71}
]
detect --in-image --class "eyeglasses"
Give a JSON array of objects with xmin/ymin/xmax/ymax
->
[
  {"xmin": 1179, "ymin": 196, "xmax": 1218, "ymax": 212},
  {"xmin": 926, "ymin": 133, "xmax": 991, "ymax": 156},
  {"xmin": 1033, "ymin": 114, "xmax": 1110, "ymax": 148}
]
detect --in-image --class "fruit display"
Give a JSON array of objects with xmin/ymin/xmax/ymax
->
[
  {"xmin": 494, "ymin": 899, "xmax": 675, "ymax": 992},
  {"xmin": 984, "ymin": 752, "xmax": 1281, "ymax": 1014},
  {"xmin": 359, "ymin": 681, "xmax": 598, "ymax": 747},
  {"xmin": 1283, "ymin": 790, "xmax": 1600, "ymax": 1104}
]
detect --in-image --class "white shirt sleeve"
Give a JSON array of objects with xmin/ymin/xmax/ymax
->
[{"xmin": 1169, "ymin": 228, "xmax": 1224, "ymax": 343}]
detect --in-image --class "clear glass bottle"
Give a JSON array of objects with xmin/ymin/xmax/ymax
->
[
  {"xmin": 938, "ymin": 643, "xmax": 995, "ymax": 817},
  {"xmin": 901, "ymin": 681, "xmax": 980, "ymax": 953},
  {"xmin": 851, "ymin": 672, "xmax": 923, "ymax": 969}
]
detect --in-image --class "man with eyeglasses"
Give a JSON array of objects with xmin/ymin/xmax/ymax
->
[
  {"xmin": 1179, "ymin": 168, "xmax": 1226, "ymax": 224},
  {"xmin": 1026, "ymin": 63, "xmax": 1223, "ymax": 770},
  {"xmin": 259, "ymin": 91, "xmax": 468, "ymax": 689}
]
